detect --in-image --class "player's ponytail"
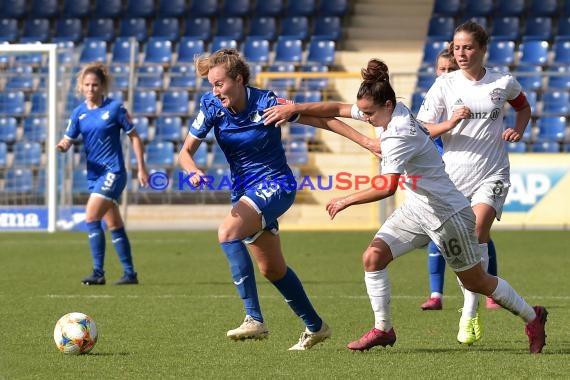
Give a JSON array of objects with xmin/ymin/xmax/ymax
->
[{"xmin": 357, "ymin": 59, "xmax": 396, "ymax": 107}]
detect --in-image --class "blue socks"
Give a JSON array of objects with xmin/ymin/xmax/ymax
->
[
  {"xmin": 427, "ymin": 241, "xmax": 445, "ymax": 294},
  {"xmin": 487, "ymin": 239, "xmax": 497, "ymax": 276},
  {"xmin": 111, "ymin": 227, "xmax": 135, "ymax": 276},
  {"xmin": 220, "ymin": 240, "xmax": 263, "ymax": 322},
  {"xmin": 272, "ymin": 267, "xmax": 322, "ymax": 333},
  {"xmin": 86, "ymin": 220, "xmax": 105, "ymax": 276}
]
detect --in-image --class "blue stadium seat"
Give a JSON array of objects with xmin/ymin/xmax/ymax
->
[
  {"xmin": 168, "ymin": 64, "xmax": 197, "ymax": 89},
  {"xmin": 463, "ymin": 0, "xmax": 494, "ymax": 17},
  {"xmin": 547, "ymin": 64, "xmax": 570, "ymax": 90},
  {"xmin": 306, "ymin": 38, "xmax": 335, "ymax": 65},
  {"xmin": 108, "ymin": 90, "xmax": 124, "ymax": 103},
  {"xmin": 210, "ymin": 36, "xmax": 237, "ymax": 52},
  {"xmin": 528, "ymin": 0, "xmax": 559, "ymax": 17},
  {"xmin": 62, "ymin": 0, "xmax": 90, "ymax": 18},
  {"xmin": 151, "ymin": 17, "xmax": 180, "ymax": 41},
  {"xmin": 280, "ymin": 16, "xmax": 309, "ymax": 40},
  {"xmin": 459, "ymin": 16, "xmax": 488, "ymax": 29},
  {"xmin": 158, "ymin": 0, "xmax": 187, "ymax": 17},
  {"xmin": 536, "ymin": 116, "xmax": 567, "ymax": 142},
  {"xmin": 21, "ymin": 18, "xmax": 50, "ymax": 42},
  {"xmin": 288, "ymin": 123, "xmax": 315, "ymax": 140},
  {"xmin": 0, "ymin": 18, "xmax": 19, "ymax": 43},
  {"xmin": 552, "ymin": 37, "xmax": 570, "ymax": 65},
  {"xmin": 247, "ymin": 17, "xmax": 277, "ymax": 41},
  {"xmin": 126, "ymin": 0, "xmax": 155, "ymax": 18},
  {"xmin": 154, "ymin": 116, "xmax": 183, "ymax": 142},
  {"xmin": 132, "ymin": 116, "xmax": 149, "ymax": 142},
  {"xmin": 490, "ymin": 17, "xmax": 520, "ymax": 41},
  {"xmin": 495, "ymin": 0, "xmax": 525, "ymax": 16},
  {"xmin": 111, "ymin": 37, "xmax": 138, "ymax": 64},
  {"xmin": 266, "ymin": 63, "xmax": 296, "ymax": 90},
  {"xmin": 507, "ymin": 141, "xmax": 527, "ymax": 153},
  {"xmin": 146, "ymin": 141, "xmax": 175, "ymax": 167},
  {"xmin": 118, "ymin": 18, "xmax": 148, "ymax": 42},
  {"xmin": 513, "ymin": 65, "xmax": 543, "ymax": 92},
  {"xmin": 55, "ymin": 41, "xmax": 75, "ymax": 66},
  {"xmin": 313, "ymin": 16, "xmax": 342, "ymax": 41},
  {"xmin": 530, "ymin": 141, "xmax": 560, "ymax": 152},
  {"xmin": 422, "ymin": 39, "xmax": 448, "ymax": 66},
  {"xmin": 427, "ymin": 16, "xmax": 454, "ymax": 41},
  {"xmin": 143, "ymin": 37, "xmax": 173, "ymax": 64},
  {"xmin": 0, "ymin": 90, "xmax": 25, "ymax": 117},
  {"xmin": 524, "ymin": 90, "xmax": 538, "ymax": 114},
  {"xmin": 254, "ymin": 0, "xmax": 283, "ymax": 16},
  {"xmin": 523, "ymin": 17, "xmax": 553, "ymax": 41},
  {"xmin": 486, "ymin": 39, "xmax": 515, "ymax": 66},
  {"xmin": 13, "ymin": 141, "xmax": 42, "ymax": 166},
  {"xmin": 0, "ymin": 142, "xmax": 7, "ymax": 167},
  {"xmin": 286, "ymin": 0, "xmax": 315, "ymax": 16},
  {"xmin": 432, "ymin": 0, "xmax": 461, "ymax": 17},
  {"xmin": 22, "ymin": 116, "xmax": 47, "ymax": 143},
  {"xmin": 110, "ymin": 64, "xmax": 130, "ymax": 90},
  {"xmin": 161, "ymin": 90, "xmax": 190, "ymax": 116},
  {"xmin": 0, "ymin": 117, "xmax": 17, "ymax": 144},
  {"xmin": 2, "ymin": 0, "xmax": 27, "ymax": 19},
  {"xmin": 86, "ymin": 18, "xmax": 115, "ymax": 43},
  {"xmin": 132, "ymin": 90, "xmax": 157, "ymax": 116},
  {"xmin": 242, "ymin": 37, "xmax": 270, "ymax": 64},
  {"xmin": 504, "ymin": 108, "xmax": 533, "ymax": 139},
  {"xmin": 222, "ymin": 0, "xmax": 251, "ymax": 16},
  {"xmin": 293, "ymin": 90, "xmax": 322, "ymax": 103},
  {"xmin": 30, "ymin": 91, "xmax": 47, "ymax": 115},
  {"xmin": 416, "ymin": 66, "xmax": 437, "ymax": 90},
  {"xmin": 192, "ymin": 143, "xmax": 209, "ymax": 168},
  {"xmin": 183, "ymin": 17, "xmax": 212, "ymax": 41},
  {"xmin": 94, "ymin": 0, "xmax": 122, "ymax": 18},
  {"xmin": 72, "ymin": 168, "xmax": 89, "ymax": 193},
  {"xmin": 188, "ymin": 0, "xmax": 218, "ymax": 17},
  {"xmin": 519, "ymin": 40, "xmax": 550, "ymax": 66},
  {"xmin": 215, "ymin": 17, "xmax": 245, "ymax": 41},
  {"xmin": 318, "ymin": 0, "xmax": 348, "ymax": 16},
  {"xmin": 30, "ymin": 0, "xmax": 58, "ymax": 18},
  {"xmin": 79, "ymin": 38, "xmax": 107, "ymax": 63},
  {"xmin": 274, "ymin": 36, "xmax": 303, "ymax": 64},
  {"xmin": 286, "ymin": 140, "xmax": 309, "ymax": 165},
  {"xmin": 5, "ymin": 65, "xmax": 35, "ymax": 91},
  {"xmin": 205, "ymin": 166, "xmax": 232, "ymax": 190},
  {"xmin": 176, "ymin": 37, "xmax": 205, "ymax": 63},
  {"xmin": 541, "ymin": 90, "xmax": 570, "ymax": 115},
  {"xmin": 410, "ymin": 90, "xmax": 427, "ymax": 114},
  {"xmin": 558, "ymin": 17, "xmax": 570, "ymax": 38},
  {"xmin": 52, "ymin": 18, "xmax": 83, "ymax": 43},
  {"xmin": 136, "ymin": 64, "xmax": 164, "ymax": 90},
  {"xmin": 210, "ymin": 143, "xmax": 228, "ymax": 167},
  {"xmin": 299, "ymin": 64, "xmax": 329, "ymax": 91},
  {"xmin": 4, "ymin": 168, "xmax": 34, "ymax": 192}
]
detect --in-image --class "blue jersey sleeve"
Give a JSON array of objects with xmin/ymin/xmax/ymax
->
[
  {"xmin": 64, "ymin": 107, "xmax": 82, "ymax": 141},
  {"xmin": 189, "ymin": 94, "xmax": 216, "ymax": 140},
  {"xmin": 116, "ymin": 103, "xmax": 134, "ymax": 134}
]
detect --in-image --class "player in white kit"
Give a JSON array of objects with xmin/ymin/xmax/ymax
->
[
  {"xmin": 262, "ymin": 58, "xmax": 547, "ymax": 354},
  {"xmin": 416, "ymin": 20, "xmax": 532, "ymax": 344}
]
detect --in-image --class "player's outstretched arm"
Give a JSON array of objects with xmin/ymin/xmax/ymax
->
[{"xmin": 263, "ymin": 102, "xmax": 352, "ymax": 126}]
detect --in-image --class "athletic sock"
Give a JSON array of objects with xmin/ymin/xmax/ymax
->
[
  {"xmin": 220, "ymin": 240, "xmax": 263, "ymax": 322},
  {"xmin": 427, "ymin": 241, "xmax": 446, "ymax": 295},
  {"xmin": 461, "ymin": 243, "xmax": 489, "ymax": 318},
  {"xmin": 491, "ymin": 278, "xmax": 536, "ymax": 323},
  {"xmin": 272, "ymin": 267, "xmax": 322, "ymax": 332},
  {"xmin": 365, "ymin": 269, "xmax": 392, "ymax": 332},
  {"xmin": 86, "ymin": 220, "xmax": 105, "ymax": 276},
  {"xmin": 111, "ymin": 227, "xmax": 135, "ymax": 276}
]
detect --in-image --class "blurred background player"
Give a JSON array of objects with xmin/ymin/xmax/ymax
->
[{"xmin": 56, "ymin": 62, "xmax": 149, "ymax": 285}]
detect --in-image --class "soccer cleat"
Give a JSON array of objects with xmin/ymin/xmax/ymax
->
[
  {"xmin": 472, "ymin": 313, "xmax": 483, "ymax": 342},
  {"xmin": 421, "ymin": 297, "xmax": 443, "ymax": 310},
  {"xmin": 525, "ymin": 306, "xmax": 548, "ymax": 354},
  {"xmin": 227, "ymin": 315, "xmax": 269, "ymax": 340},
  {"xmin": 457, "ymin": 315, "xmax": 480, "ymax": 345},
  {"xmin": 347, "ymin": 327, "xmax": 396, "ymax": 351},
  {"xmin": 486, "ymin": 297, "xmax": 501, "ymax": 309},
  {"xmin": 289, "ymin": 322, "xmax": 332, "ymax": 351},
  {"xmin": 115, "ymin": 273, "xmax": 138, "ymax": 285},
  {"xmin": 81, "ymin": 272, "xmax": 105, "ymax": 285}
]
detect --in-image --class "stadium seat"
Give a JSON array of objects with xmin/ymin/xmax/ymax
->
[
  {"xmin": 318, "ymin": 0, "xmax": 348, "ymax": 17},
  {"xmin": 495, "ymin": 0, "xmax": 525, "ymax": 16},
  {"xmin": 410, "ymin": 90, "xmax": 427, "ymax": 115},
  {"xmin": 299, "ymin": 64, "xmax": 329, "ymax": 91},
  {"xmin": 126, "ymin": 0, "xmax": 155, "ymax": 18},
  {"xmin": 0, "ymin": 90, "xmax": 25, "ymax": 117},
  {"xmin": 286, "ymin": 140, "xmax": 309, "ymax": 165},
  {"xmin": 558, "ymin": 17, "xmax": 570, "ymax": 39},
  {"xmin": 288, "ymin": 123, "xmax": 316, "ymax": 140},
  {"xmin": 459, "ymin": 16, "xmax": 488, "ymax": 29},
  {"xmin": 72, "ymin": 168, "xmax": 89, "ymax": 194},
  {"xmin": 286, "ymin": 0, "xmax": 315, "ymax": 16},
  {"xmin": 503, "ymin": 108, "xmax": 533, "ymax": 140},
  {"xmin": 2, "ymin": 0, "xmax": 27, "ymax": 19},
  {"xmin": 313, "ymin": 16, "xmax": 342, "ymax": 41},
  {"xmin": 215, "ymin": 17, "xmax": 245, "ymax": 41},
  {"xmin": 86, "ymin": 18, "xmax": 115, "ymax": 43},
  {"xmin": 306, "ymin": 38, "xmax": 336, "ymax": 65},
  {"xmin": 523, "ymin": 17, "xmax": 553, "ymax": 41},
  {"xmin": 0, "ymin": 117, "xmax": 17, "ymax": 144},
  {"xmin": 13, "ymin": 141, "xmax": 42, "ymax": 166},
  {"xmin": 486, "ymin": 39, "xmax": 516, "ymax": 66},
  {"xmin": 94, "ymin": 0, "xmax": 122, "ymax": 18},
  {"xmin": 22, "ymin": 116, "xmax": 47, "ymax": 143},
  {"xmin": 204, "ymin": 166, "xmax": 232, "ymax": 190},
  {"xmin": 192, "ymin": 143, "xmax": 209, "ymax": 168},
  {"xmin": 154, "ymin": 116, "xmax": 183, "ymax": 142},
  {"xmin": 62, "ymin": 0, "xmax": 90, "ymax": 18},
  {"xmin": 109, "ymin": 64, "xmax": 130, "ymax": 91},
  {"xmin": 132, "ymin": 116, "xmax": 149, "ymax": 142},
  {"xmin": 176, "ymin": 37, "xmax": 205, "ymax": 64},
  {"xmin": 136, "ymin": 64, "xmax": 164, "ymax": 90},
  {"xmin": 552, "ymin": 37, "xmax": 570, "ymax": 65},
  {"xmin": 118, "ymin": 18, "xmax": 148, "ymax": 42},
  {"xmin": 528, "ymin": 0, "xmax": 559, "ymax": 17},
  {"xmin": 427, "ymin": 16, "xmax": 454, "ymax": 41},
  {"xmin": 4, "ymin": 168, "xmax": 34, "ymax": 192},
  {"xmin": 0, "ymin": 142, "xmax": 7, "ymax": 167},
  {"xmin": 280, "ymin": 16, "xmax": 309, "ymax": 41},
  {"xmin": 248, "ymin": 17, "xmax": 277, "ymax": 41},
  {"xmin": 210, "ymin": 37, "xmax": 237, "ymax": 52},
  {"xmin": 490, "ymin": 17, "xmax": 520, "ymax": 41},
  {"xmin": 293, "ymin": 90, "xmax": 322, "ymax": 103},
  {"xmin": 524, "ymin": 90, "xmax": 538, "ymax": 114},
  {"xmin": 151, "ymin": 17, "xmax": 180, "ymax": 41},
  {"xmin": 242, "ymin": 37, "xmax": 270, "ymax": 64},
  {"xmin": 108, "ymin": 89, "xmax": 124, "ymax": 103},
  {"xmin": 52, "ymin": 18, "xmax": 83, "ymax": 43},
  {"xmin": 507, "ymin": 141, "xmax": 527, "ymax": 153},
  {"xmin": 30, "ymin": 0, "xmax": 58, "ymax": 18},
  {"xmin": 266, "ymin": 63, "xmax": 296, "ymax": 90},
  {"xmin": 21, "ymin": 18, "xmax": 50, "ymax": 42},
  {"xmin": 416, "ymin": 65, "xmax": 437, "ymax": 90},
  {"xmin": 111, "ymin": 37, "xmax": 139, "ymax": 64},
  {"xmin": 463, "ymin": 0, "xmax": 494, "ymax": 17},
  {"xmin": 79, "ymin": 38, "xmax": 107, "ymax": 63},
  {"xmin": 422, "ymin": 39, "xmax": 448, "ymax": 66},
  {"xmin": 0, "ymin": 18, "xmax": 19, "ymax": 43},
  {"xmin": 132, "ymin": 90, "xmax": 158, "ymax": 116},
  {"xmin": 547, "ymin": 64, "xmax": 570, "ymax": 90},
  {"xmin": 161, "ymin": 90, "xmax": 190, "ymax": 116},
  {"xmin": 432, "ymin": 0, "xmax": 461, "ymax": 17},
  {"xmin": 274, "ymin": 36, "xmax": 303, "ymax": 64},
  {"xmin": 143, "ymin": 37, "xmax": 173, "ymax": 65},
  {"xmin": 210, "ymin": 143, "xmax": 228, "ymax": 167},
  {"xmin": 5, "ymin": 65, "xmax": 35, "ymax": 91},
  {"xmin": 146, "ymin": 141, "xmax": 175, "ymax": 167},
  {"xmin": 158, "ymin": 0, "xmax": 187, "ymax": 17},
  {"xmin": 531, "ymin": 141, "xmax": 560, "ymax": 152},
  {"xmin": 519, "ymin": 40, "xmax": 550, "ymax": 66},
  {"xmin": 536, "ymin": 116, "xmax": 567, "ymax": 142},
  {"xmin": 513, "ymin": 65, "xmax": 543, "ymax": 92},
  {"xmin": 541, "ymin": 90, "xmax": 570, "ymax": 115},
  {"xmin": 189, "ymin": 0, "xmax": 218, "ymax": 17},
  {"xmin": 253, "ymin": 0, "xmax": 283, "ymax": 16},
  {"xmin": 168, "ymin": 64, "xmax": 197, "ymax": 89},
  {"xmin": 183, "ymin": 17, "xmax": 212, "ymax": 41},
  {"xmin": 222, "ymin": 0, "xmax": 251, "ymax": 16}
]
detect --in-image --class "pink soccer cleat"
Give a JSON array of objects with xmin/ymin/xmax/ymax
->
[
  {"xmin": 525, "ymin": 306, "xmax": 548, "ymax": 354},
  {"xmin": 421, "ymin": 297, "xmax": 443, "ymax": 310},
  {"xmin": 347, "ymin": 328, "xmax": 396, "ymax": 351}
]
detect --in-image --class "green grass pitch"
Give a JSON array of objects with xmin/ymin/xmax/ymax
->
[{"xmin": 1, "ymin": 230, "xmax": 568, "ymax": 379}]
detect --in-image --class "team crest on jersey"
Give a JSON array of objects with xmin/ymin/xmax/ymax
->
[
  {"xmin": 79, "ymin": 113, "xmax": 87, "ymax": 120},
  {"xmin": 250, "ymin": 111, "xmax": 262, "ymax": 122},
  {"xmin": 489, "ymin": 88, "xmax": 506, "ymax": 105},
  {"xmin": 192, "ymin": 110, "xmax": 205, "ymax": 129},
  {"xmin": 101, "ymin": 111, "xmax": 110, "ymax": 120},
  {"xmin": 276, "ymin": 97, "xmax": 294, "ymax": 105}
]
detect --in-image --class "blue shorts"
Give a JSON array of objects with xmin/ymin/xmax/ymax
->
[
  {"xmin": 88, "ymin": 171, "xmax": 127, "ymax": 203},
  {"xmin": 238, "ymin": 180, "xmax": 296, "ymax": 238}
]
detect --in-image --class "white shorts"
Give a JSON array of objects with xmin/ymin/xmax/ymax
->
[
  {"xmin": 470, "ymin": 179, "xmax": 510, "ymax": 220},
  {"xmin": 376, "ymin": 206, "xmax": 481, "ymax": 272}
]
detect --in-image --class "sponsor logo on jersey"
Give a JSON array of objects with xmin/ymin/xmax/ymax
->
[{"xmin": 276, "ymin": 97, "xmax": 293, "ymax": 105}]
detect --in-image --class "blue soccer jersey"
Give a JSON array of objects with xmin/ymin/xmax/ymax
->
[
  {"xmin": 64, "ymin": 98, "xmax": 133, "ymax": 180},
  {"xmin": 189, "ymin": 87, "xmax": 295, "ymax": 197}
]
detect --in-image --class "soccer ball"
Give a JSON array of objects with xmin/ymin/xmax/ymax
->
[{"xmin": 53, "ymin": 312, "xmax": 98, "ymax": 354}]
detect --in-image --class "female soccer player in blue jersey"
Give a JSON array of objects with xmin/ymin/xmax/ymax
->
[
  {"xmin": 178, "ymin": 49, "xmax": 377, "ymax": 350},
  {"xmin": 57, "ymin": 62, "xmax": 149, "ymax": 285}
]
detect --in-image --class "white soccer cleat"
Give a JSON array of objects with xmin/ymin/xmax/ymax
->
[
  {"xmin": 288, "ymin": 322, "xmax": 332, "ymax": 350},
  {"xmin": 226, "ymin": 315, "xmax": 269, "ymax": 340}
]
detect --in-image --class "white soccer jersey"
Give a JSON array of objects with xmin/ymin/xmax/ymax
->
[
  {"xmin": 416, "ymin": 69, "xmax": 522, "ymax": 197},
  {"xmin": 352, "ymin": 102, "xmax": 470, "ymax": 230}
]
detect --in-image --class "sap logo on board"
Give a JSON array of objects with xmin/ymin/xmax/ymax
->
[
  {"xmin": 504, "ymin": 169, "xmax": 566, "ymax": 212},
  {"xmin": 0, "ymin": 212, "xmax": 41, "ymax": 228}
]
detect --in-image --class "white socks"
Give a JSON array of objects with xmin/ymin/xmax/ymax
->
[
  {"xmin": 365, "ymin": 269, "xmax": 392, "ymax": 332},
  {"xmin": 460, "ymin": 243, "xmax": 489, "ymax": 318},
  {"xmin": 491, "ymin": 277, "xmax": 536, "ymax": 323}
]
